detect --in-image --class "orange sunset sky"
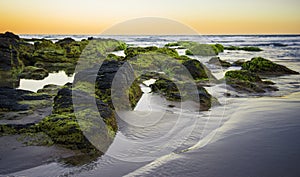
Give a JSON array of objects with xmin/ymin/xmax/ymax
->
[{"xmin": 1, "ymin": 0, "xmax": 300, "ymax": 35}]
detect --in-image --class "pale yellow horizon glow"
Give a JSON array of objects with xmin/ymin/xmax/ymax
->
[{"xmin": 1, "ymin": 0, "xmax": 300, "ymax": 35}]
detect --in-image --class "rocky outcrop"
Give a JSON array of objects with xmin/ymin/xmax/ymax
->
[
  {"xmin": 19, "ymin": 66, "xmax": 49, "ymax": 80},
  {"xmin": 165, "ymin": 41, "xmax": 224, "ymax": 56},
  {"xmin": 182, "ymin": 59, "xmax": 218, "ymax": 82},
  {"xmin": 0, "ymin": 32, "xmax": 24, "ymax": 88},
  {"xmin": 224, "ymin": 46, "xmax": 263, "ymax": 52},
  {"xmin": 208, "ymin": 57, "xmax": 231, "ymax": 67},
  {"xmin": 241, "ymin": 57, "xmax": 299, "ymax": 76},
  {"xmin": 150, "ymin": 76, "xmax": 219, "ymax": 111},
  {"xmin": 225, "ymin": 70, "xmax": 278, "ymax": 93}
]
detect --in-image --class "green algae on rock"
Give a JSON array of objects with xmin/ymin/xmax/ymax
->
[
  {"xmin": 241, "ymin": 57, "xmax": 299, "ymax": 76},
  {"xmin": 149, "ymin": 76, "xmax": 219, "ymax": 111},
  {"xmin": 19, "ymin": 66, "xmax": 49, "ymax": 80},
  {"xmin": 165, "ymin": 41, "xmax": 224, "ymax": 56},
  {"xmin": 225, "ymin": 70, "xmax": 278, "ymax": 93},
  {"xmin": 224, "ymin": 46, "xmax": 263, "ymax": 52}
]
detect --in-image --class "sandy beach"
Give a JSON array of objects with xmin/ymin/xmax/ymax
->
[{"xmin": 124, "ymin": 93, "xmax": 300, "ymax": 177}]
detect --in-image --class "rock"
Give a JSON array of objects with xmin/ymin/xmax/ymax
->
[
  {"xmin": 242, "ymin": 57, "xmax": 299, "ymax": 76},
  {"xmin": 208, "ymin": 57, "xmax": 231, "ymax": 67},
  {"xmin": 232, "ymin": 59, "xmax": 246, "ymax": 66},
  {"xmin": 36, "ymin": 83, "xmax": 117, "ymax": 152},
  {"xmin": 0, "ymin": 87, "xmax": 31, "ymax": 112},
  {"xmin": 0, "ymin": 87, "xmax": 53, "ymax": 130},
  {"xmin": 225, "ymin": 70, "xmax": 278, "ymax": 93},
  {"xmin": 182, "ymin": 59, "xmax": 218, "ymax": 82},
  {"xmin": 0, "ymin": 32, "xmax": 20, "ymax": 40},
  {"xmin": 150, "ymin": 76, "xmax": 219, "ymax": 111},
  {"xmin": 224, "ymin": 46, "xmax": 263, "ymax": 52},
  {"xmin": 0, "ymin": 32, "xmax": 23, "ymax": 84},
  {"xmin": 19, "ymin": 66, "xmax": 49, "ymax": 80},
  {"xmin": 37, "ymin": 84, "xmax": 62, "ymax": 97},
  {"xmin": 185, "ymin": 49, "xmax": 193, "ymax": 55},
  {"xmin": 124, "ymin": 46, "xmax": 179, "ymax": 59},
  {"xmin": 165, "ymin": 41, "xmax": 224, "ymax": 56},
  {"xmin": 56, "ymin": 38, "xmax": 88, "ymax": 59},
  {"xmin": 74, "ymin": 60, "xmax": 143, "ymax": 110}
]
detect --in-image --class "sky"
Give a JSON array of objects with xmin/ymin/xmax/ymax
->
[{"xmin": 0, "ymin": 0, "xmax": 300, "ymax": 34}]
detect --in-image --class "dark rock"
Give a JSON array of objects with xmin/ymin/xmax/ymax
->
[
  {"xmin": 0, "ymin": 87, "xmax": 31, "ymax": 111},
  {"xmin": 19, "ymin": 66, "xmax": 49, "ymax": 80},
  {"xmin": 0, "ymin": 32, "xmax": 20, "ymax": 40},
  {"xmin": 150, "ymin": 76, "xmax": 219, "ymax": 111},
  {"xmin": 182, "ymin": 59, "xmax": 217, "ymax": 82},
  {"xmin": 224, "ymin": 46, "xmax": 263, "ymax": 52},
  {"xmin": 74, "ymin": 60, "xmax": 143, "ymax": 110},
  {"xmin": 0, "ymin": 32, "xmax": 23, "ymax": 72},
  {"xmin": 225, "ymin": 70, "xmax": 278, "ymax": 93},
  {"xmin": 208, "ymin": 57, "xmax": 231, "ymax": 67},
  {"xmin": 242, "ymin": 57, "xmax": 299, "ymax": 76},
  {"xmin": 232, "ymin": 59, "xmax": 246, "ymax": 66}
]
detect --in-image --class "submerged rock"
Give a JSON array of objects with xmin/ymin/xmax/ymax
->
[
  {"xmin": 242, "ymin": 57, "xmax": 299, "ymax": 76},
  {"xmin": 225, "ymin": 70, "xmax": 278, "ymax": 93},
  {"xmin": 208, "ymin": 57, "xmax": 231, "ymax": 67}
]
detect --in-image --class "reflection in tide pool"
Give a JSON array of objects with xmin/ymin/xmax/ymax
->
[{"xmin": 18, "ymin": 71, "xmax": 74, "ymax": 92}]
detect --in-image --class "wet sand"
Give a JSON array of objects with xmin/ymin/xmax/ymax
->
[
  {"xmin": 125, "ymin": 93, "xmax": 300, "ymax": 177},
  {"xmin": 0, "ymin": 135, "xmax": 78, "ymax": 175}
]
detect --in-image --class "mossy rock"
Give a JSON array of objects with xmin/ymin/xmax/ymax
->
[
  {"xmin": 224, "ymin": 46, "xmax": 263, "ymax": 52},
  {"xmin": 164, "ymin": 42, "xmax": 180, "ymax": 47},
  {"xmin": 56, "ymin": 38, "xmax": 89, "ymax": 59},
  {"xmin": 242, "ymin": 57, "xmax": 299, "ymax": 76},
  {"xmin": 166, "ymin": 41, "xmax": 224, "ymax": 56},
  {"xmin": 208, "ymin": 57, "xmax": 231, "ymax": 67},
  {"xmin": 181, "ymin": 59, "xmax": 217, "ymax": 82},
  {"xmin": 19, "ymin": 66, "xmax": 49, "ymax": 80},
  {"xmin": 0, "ymin": 32, "xmax": 24, "ymax": 86},
  {"xmin": 225, "ymin": 70, "xmax": 261, "ymax": 82},
  {"xmin": 107, "ymin": 53, "xmax": 125, "ymax": 61},
  {"xmin": 225, "ymin": 70, "xmax": 278, "ymax": 93},
  {"xmin": 124, "ymin": 46, "xmax": 179, "ymax": 59},
  {"xmin": 35, "ymin": 113, "xmax": 93, "ymax": 150},
  {"xmin": 37, "ymin": 84, "xmax": 62, "ymax": 97},
  {"xmin": 185, "ymin": 49, "xmax": 193, "ymax": 55},
  {"xmin": 150, "ymin": 76, "xmax": 218, "ymax": 111}
]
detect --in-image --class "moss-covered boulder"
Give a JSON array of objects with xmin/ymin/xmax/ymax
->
[
  {"xmin": 123, "ymin": 46, "xmax": 217, "ymax": 85},
  {"xmin": 208, "ymin": 57, "xmax": 231, "ymax": 67},
  {"xmin": 35, "ymin": 83, "xmax": 117, "ymax": 152},
  {"xmin": 225, "ymin": 70, "xmax": 278, "ymax": 93},
  {"xmin": 224, "ymin": 46, "xmax": 262, "ymax": 52},
  {"xmin": 19, "ymin": 66, "xmax": 49, "ymax": 80},
  {"xmin": 181, "ymin": 59, "xmax": 217, "ymax": 82},
  {"xmin": 241, "ymin": 57, "xmax": 299, "ymax": 76},
  {"xmin": 32, "ymin": 39, "xmax": 68, "ymax": 63},
  {"xmin": 150, "ymin": 76, "xmax": 219, "ymax": 111},
  {"xmin": 124, "ymin": 46, "xmax": 179, "ymax": 59},
  {"xmin": 74, "ymin": 60, "xmax": 143, "ymax": 110},
  {"xmin": 165, "ymin": 41, "xmax": 224, "ymax": 56},
  {"xmin": 56, "ymin": 38, "xmax": 88, "ymax": 59}
]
